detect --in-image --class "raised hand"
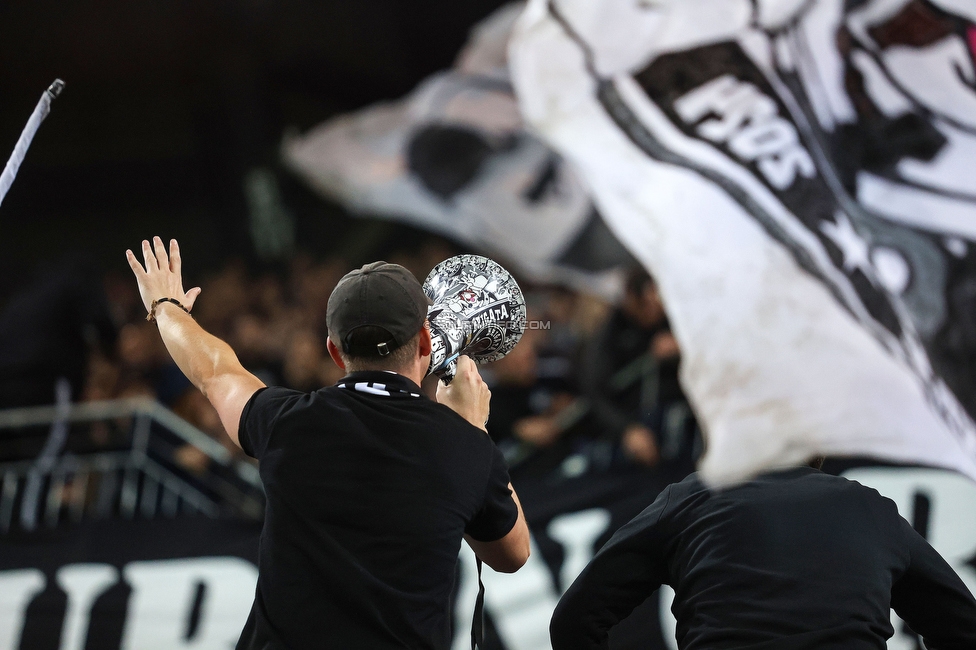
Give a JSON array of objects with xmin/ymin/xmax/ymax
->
[
  {"xmin": 436, "ymin": 355, "xmax": 491, "ymax": 430},
  {"xmin": 125, "ymin": 236, "xmax": 202, "ymax": 317}
]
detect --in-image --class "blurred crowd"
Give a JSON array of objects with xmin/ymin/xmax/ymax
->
[{"xmin": 0, "ymin": 237, "xmax": 701, "ymax": 484}]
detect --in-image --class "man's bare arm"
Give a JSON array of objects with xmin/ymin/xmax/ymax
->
[{"xmin": 126, "ymin": 237, "xmax": 265, "ymax": 447}]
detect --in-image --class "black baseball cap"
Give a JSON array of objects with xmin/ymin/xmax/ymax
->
[{"xmin": 326, "ymin": 261, "xmax": 430, "ymax": 357}]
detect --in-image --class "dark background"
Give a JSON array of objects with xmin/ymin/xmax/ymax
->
[{"xmin": 0, "ymin": 0, "xmax": 508, "ymax": 300}]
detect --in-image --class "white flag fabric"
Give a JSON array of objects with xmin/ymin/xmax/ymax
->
[
  {"xmin": 282, "ymin": 3, "xmax": 631, "ymax": 296},
  {"xmin": 509, "ymin": 0, "xmax": 976, "ymax": 486}
]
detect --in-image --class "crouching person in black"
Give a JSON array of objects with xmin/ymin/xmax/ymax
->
[
  {"xmin": 127, "ymin": 237, "xmax": 530, "ymax": 649},
  {"xmin": 550, "ymin": 461, "xmax": 976, "ymax": 649}
]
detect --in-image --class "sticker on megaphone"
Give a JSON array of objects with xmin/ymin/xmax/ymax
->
[{"xmin": 424, "ymin": 255, "xmax": 526, "ymax": 382}]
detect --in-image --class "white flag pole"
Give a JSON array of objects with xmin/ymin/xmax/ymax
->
[{"xmin": 0, "ymin": 79, "xmax": 65, "ymax": 208}]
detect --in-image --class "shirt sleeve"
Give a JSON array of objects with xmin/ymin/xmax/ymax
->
[
  {"xmin": 465, "ymin": 442, "xmax": 519, "ymax": 542},
  {"xmin": 891, "ymin": 515, "xmax": 976, "ymax": 650},
  {"xmin": 550, "ymin": 484, "xmax": 675, "ymax": 650},
  {"xmin": 238, "ymin": 386, "xmax": 302, "ymax": 459}
]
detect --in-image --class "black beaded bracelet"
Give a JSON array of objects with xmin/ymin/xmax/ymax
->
[{"xmin": 147, "ymin": 297, "xmax": 191, "ymax": 322}]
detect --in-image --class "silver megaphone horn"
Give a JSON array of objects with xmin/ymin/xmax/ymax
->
[{"xmin": 424, "ymin": 255, "xmax": 527, "ymax": 381}]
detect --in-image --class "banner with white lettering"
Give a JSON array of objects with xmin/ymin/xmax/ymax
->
[
  {"xmin": 0, "ymin": 471, "xmax": 672, "ymax": 650},
  {"xmin": 0, "ymin": 464, "xmax": 973, "ymax": 649},
  {"xmin": 509, "ymin": 0, "xmax": 976, "ymax": 487},
  {"xmin": 0, "ymin": 518, "xmax": 260, "ymax": 650},
  {"xmin": 281, "ymin": 3, "xmax": 633, "ymax": 297}
]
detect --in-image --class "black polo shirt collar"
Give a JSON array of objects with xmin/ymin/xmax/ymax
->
[{"xmin": 335, "ymin": 371, "xmax": 424, "ymax": 399}]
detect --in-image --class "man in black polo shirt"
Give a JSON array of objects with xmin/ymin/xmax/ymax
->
[
  {"xmin": 126, "ymin": 237, "xmax": 530, "ymax": 649},
  {"xmin": 550, "ymin": 463, "xmax": 976, "ymax": 649}
]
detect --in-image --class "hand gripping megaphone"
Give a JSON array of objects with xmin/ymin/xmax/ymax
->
[{"xmin": 423, "ymin": 255, "xmax": 527, "ymax": 381}]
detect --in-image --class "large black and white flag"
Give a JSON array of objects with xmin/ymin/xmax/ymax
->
[
  {"xmin": 282, "ymin": 4, "xmax": 632, "ymax": 295},
  {"xmin": 509, "ymin": 0, "xmax": 976, "ymax": 486}
]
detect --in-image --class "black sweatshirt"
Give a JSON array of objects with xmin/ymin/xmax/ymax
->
[{"xmin": 551, "ymin": 467, "xmax": 976, "ymax": 649}]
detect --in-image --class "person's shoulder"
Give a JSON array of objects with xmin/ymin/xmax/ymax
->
[
  {"xmin": 670, "ymin": 471, "xmax": 709, "ymax": 498},
  {"xmin": 411, "ymin": 401, "xmax": 497, "ymax": 464},
  {"xmin": 606, "ymin": 474, "xmax": 708, "ymax": 542},
  {"xmin": 799, "ymin": 468, "xmax": 884, "ymax": 496},
  {"xmin": 247, "ymin": 385, "xmax": 335, "ymax": 419},
  {"xmin": 671, "ymin": 472, "xmax": 715, "ymax": 508},
  {"xmin": 646, "ymin": 472, "xmax": 711, "ymax": 520},
  {"xmin": 752, "ymin": 467, "xmax": 872, "ymax": 497},
  {"xmin": 775, "ymin": 469, "xmax": 907, "ymax": 523},
  {"xmin": 252, "ymin": 385, "xmax": 309, "ymax": 403},
  {"xmin": 818, "ymin": 471, "xmax": 900, "ymax": 511},
  {"xmin": 426, "ymin": 400, "xmax": 490, "ymax": 440}
]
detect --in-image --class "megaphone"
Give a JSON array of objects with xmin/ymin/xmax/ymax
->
[{"xmin": 423, "ymin": 255, "xmax": 527, "ymax": 381}]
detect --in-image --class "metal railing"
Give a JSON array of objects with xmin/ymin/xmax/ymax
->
[{"xmin": 0, "ymin": 398, "xmax": 264, "ymax": 533}]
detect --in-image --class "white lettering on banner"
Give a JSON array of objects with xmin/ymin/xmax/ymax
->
[
  {"xmin": 122, "ymin": 557, "xmax": 257, "ymax": 650},
  {"xmin": 887, "ymin": 608, "xmax": 916, "ymax": 650},
  {"xmin": 842, "ymin": 467, "xmax": 976, "ymax": 650},
  {"xmin": 56, "ymin": 564, "xmax": 118, "ymax": 650},
  {"xmin": 547, "ymin": 509, "xmax": 612, "ymax": 592},
  {"xmin": 673, "ymin": 74, "xmax": 816, "ymax": 190},
  {"xmin": 8, "ymin": 472, "xmax": 967, "ymax": 650},
  {"xmin": 0, "ymin": 558, "xmax": 257, "ymax": 650},
  {"xmin": 0, "ymin": 569, "xmax": 45, "ymax": 650},
  {"xmin": 658, "ymin": 585, "xmax": 678, "ymax": 650},
  {"xmin": 481, "ymin": 537, "xmax": 559, "ymax": 650}
]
